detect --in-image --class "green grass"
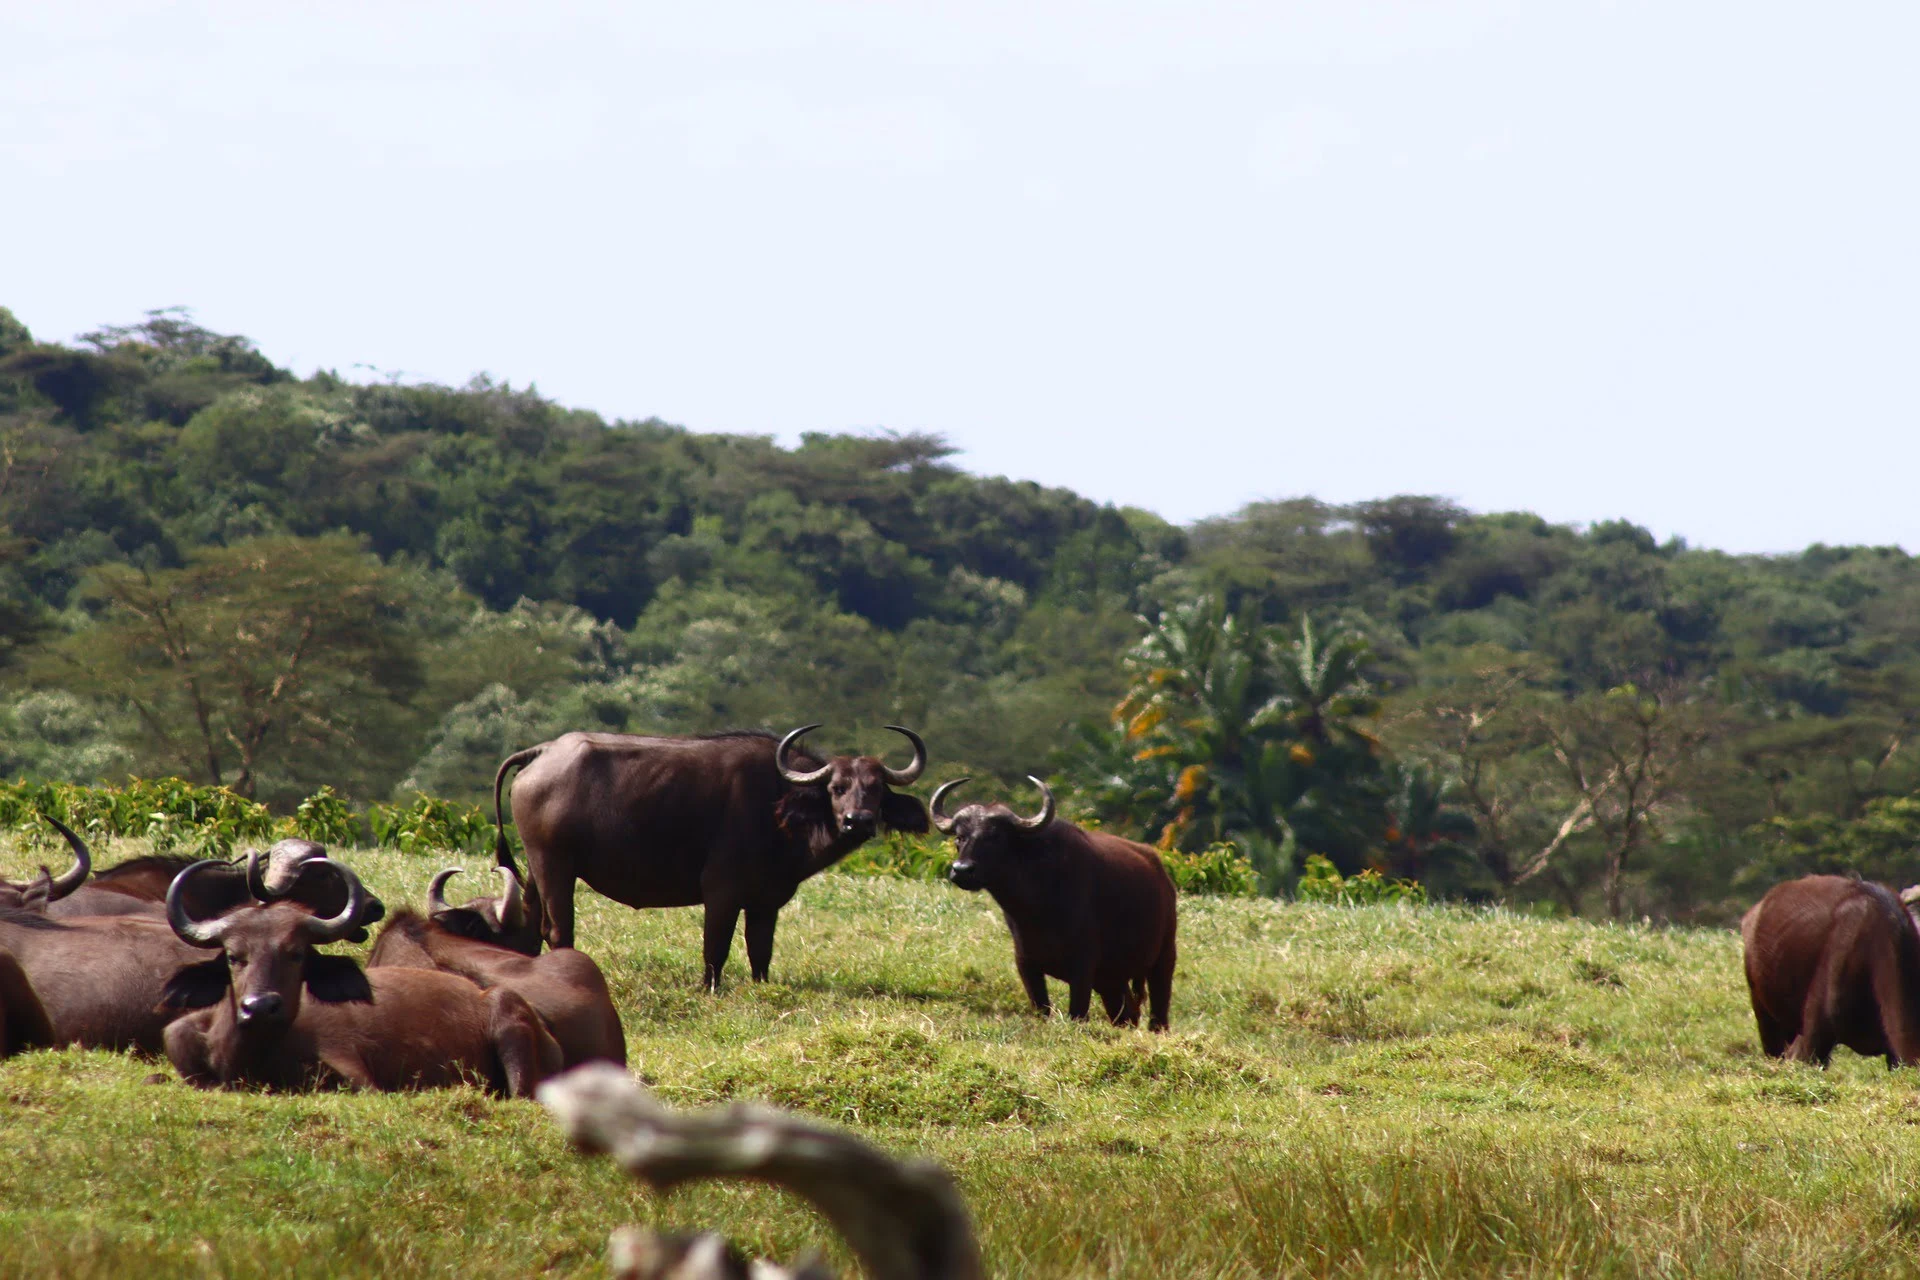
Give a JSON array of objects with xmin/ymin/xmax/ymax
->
[{"xmin": 5, "ymin": 837, "xmax": 1920, "ymax": 1278}]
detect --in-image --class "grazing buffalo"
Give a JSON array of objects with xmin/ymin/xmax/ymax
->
[
  {"xmin": 0, "ymin": 946, "xmax": 53, "ymax": 1057},
  {"xmin": 162, "ymin": 859, "xmax": 560, "ymax": 1094},
  {"xmin": 494, "ymin": 724, "xmax": 930, "ymax": 988},
  {"xmin": 1743, "ymin": 874, "xmax": 1920, "ymax": 1066},
  {"xmin": 933, "ymin": 776, "xmax": 1177, "ymax": 1031},
  {"xmin": 368, "ymin": 866, "xmax": 626, "ymax": 1068}
]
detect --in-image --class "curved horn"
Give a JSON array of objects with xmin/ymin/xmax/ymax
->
[
  {"xmin": 776, "ymin": 724, "xmax": 832, "ymax": 786},
  {"xmin": 36, "ymin": 813, "xmax": 92, "ymax": 901},
  {"xmin": 928, "ymin": 777, "xmax": 970, "ymax": 834},
  {"xmin": 1013, "ymin": 775, "xmax": 1056, "ymax": 832},
  {"xmin": 495, "ymin": 865, "xmax": 526, "ymax": 931},
  {"xmin": 245, "ymin": 849, "xmax": 273, "ymax": 902},
  {"xmin": 880, "ymin": 725, "xmax": 927, "ymax": 786},
  {"xmin": 166, "ymin": 861, "xmax": 235, "ymax": 949},
  {"xmin": 428, "ymin": 867, "xmax": 462, "ymax": 916},
  {"xmin": 297, "ymin": 860, "xmax": 369, "ymax": 944}
]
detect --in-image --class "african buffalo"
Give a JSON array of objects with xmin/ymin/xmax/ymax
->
[
  {"xmin": 368, "ymin": 866, "xmax": 626, "ymax": 1068},
  {"xmin": 1742, "ymin": 874, "xmax": 1920, "ymax": 1065},
  {"xmin": 0, "ymin": 816, "xmax": 89, "ymax": 913},
  {"xmin": 933, "ymin": 776, "xmax": 1177, "ymax": 1031},
  {"xmin": 494, "ymin": 724, "xmax": 930, "ymax": 988},
  {"xmin": 0, "ymin": 946, "xmax": 53, "ymax": 1057},
  {"xmin": 162, "ymin": 859, "xmax": 560, "ymax": 1094},
  {"xmin": 47, "ymin": 836, "xmax": 386, "ymax": 940}
]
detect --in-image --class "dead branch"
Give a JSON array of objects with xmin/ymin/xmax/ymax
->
[{"xmin": 539, "ymin": 1064, "xmax": 984, "ymax": 1280}]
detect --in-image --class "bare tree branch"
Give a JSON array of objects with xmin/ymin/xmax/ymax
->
[{"xmin": 540, "ymin": 1064, "xmax": 984, "ymax": 1280}]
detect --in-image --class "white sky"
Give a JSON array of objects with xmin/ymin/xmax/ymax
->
[{"xmin": 3, "ymin": 2, "xmax": 1915, "ymax": 552}]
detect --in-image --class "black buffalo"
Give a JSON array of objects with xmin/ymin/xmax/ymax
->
[
  {"xmin": 494, "ymin": 724, "xmax": 929, "ymax": 988},
  {"xmin": 1743, "ymin": 874, "xmax": 1920, "ymax": 1065},
  {"xmin": 934, "ymin": 776, "xmax": 1177, "ymax": 1031}
]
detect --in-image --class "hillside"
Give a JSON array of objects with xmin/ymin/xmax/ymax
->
[
  {"xmin": 4, "ymin": 834, "xmax": 1919, "ymax": 1278},
  {"xmin": 4, "ymin": 307, "xmax": 1920, "ymax": 918}
]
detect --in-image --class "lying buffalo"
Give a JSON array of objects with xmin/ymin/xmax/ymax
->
[
  {"xmin": 0, "ymin": 945, "xmax": 53, "ymax": 1057},
  {"xmin": 368, "ymin": 866, "xmax": 625, "ymax": 1068},
  {"xmin": 1743, "ymin": 874, "xmax": 1920, "ymax": 1065},
  {"xmin": 494, "ymin": 724, "xmax": 930, "ymax": 988},
  {"xmin": 48, "ymin": 836, "xmax": 386, "ymax": 941},
  {"xmin": 933, "ymin": 776, "xmax": 1177, "ymax": 1030},
  {"xmin": 162, "ymin": 859, "xmax": 560, "ymax": 1094}
]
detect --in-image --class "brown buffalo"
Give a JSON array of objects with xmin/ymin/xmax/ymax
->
[
  {"xmin": 933, "ymin": 776, "xmax": 1177, "ymax": 1031},
  {"xmin": 161, "ymin": 859, "xmax": 560, "ymax": 1094},
  {"xmin": 1742, "ymin": 874, "xmax": 1920, "ymax": 1065},
  {"xmin": 368, "ymin": 866, "xmax": 626, "ymax": 1068},
  {"xmin": 0, "ymin": 946, "xmax": 53, "ymax": 1057},
  {"xmin": 46, "ymin": 836, "xmax": 386, "ymax": 940},
  {"xmin": 494, "ymin": 724, "xmax": 930, "ymax": 988},
  {"xmin": 0, "ymin": 815, "xmax": 89, "ymax": 913}
]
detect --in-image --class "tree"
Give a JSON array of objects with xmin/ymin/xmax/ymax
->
[
  {"xmin": 45, "ymin": 535, "xmax": 422, "ymax": 802},
  {"xmin": 1516, "ymin": 682, "xmax": 1717, "ymax": 918}
]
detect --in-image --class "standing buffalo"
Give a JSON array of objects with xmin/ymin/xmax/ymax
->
[
  {"xmin": 494, "ymin": 724, "xmax": 930, "ymax": 988},
  {"xmin": 933, "ymin": 776, "xmax": 1177, "ymax": 1031},
  {"xmin": 368, "ymin": 866, "xmax": 626, "ymax": 1068},
  {"xmin": 161, "ymin": 859, "xmax": 560, "ymax": 1094},
  {"xmin": 1742, "ymin": 874, "xmax": 1920, "ymax": 1065}
]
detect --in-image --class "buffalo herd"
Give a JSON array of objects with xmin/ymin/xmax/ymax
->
[
  {"xmin": 0, "ymin": 723, "xmax": 1181, "ymax": 1095},
  {"xmin": 7, "ymin": 722, "xmax": 1918, "ymax": 1096}
]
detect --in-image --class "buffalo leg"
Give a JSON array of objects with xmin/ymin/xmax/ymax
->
[
  {"xmin": 1015, "ymin": 956, "xmax": 1052, "ymax": 1018},
  {"xmin": 162, "ymin": 1013, "xmax": 217, "ymax": 1088},
  {"xmin": 703, "ymin": 903, "xmax": 741, "ymax": 992},
  {"xmin": 1146, "ymin": 940, "xmax": 1175, "ymax": 1032},
  {"xmin": 1752, "ymin": 1004, "xmax": 1789, "ymax": 1058},
  {"xmin": 539, "ymin": 869, "xmax": 577, "ymax": 951},
  {"xmin": 1066, "ymin": 982, "xmax": 1093, "ymax": 1022},
  {"xmin": 487, "ymin": 988, "xmax": 561, "ymax": 1097},
  {"xmin": 1098, "ymin": 984, "xmax": 1139, "ymax": 1028},
  {"xmin": 0, "ymin": 948, "xmax": 52, "ymax": 1056},
  {"xmin": 744, "ymin": 906, "xmax": 779, "ymax": 983}
]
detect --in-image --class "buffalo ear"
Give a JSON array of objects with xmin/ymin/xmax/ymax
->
[
  {"xmin": 304, "ymin": 955, "xmax": 374, "ymax": 1005},
  {"xmin": 774, "ymin": 786, "xmax": 832, "ymax": 838},
  {"xmin": 883, "ymin": 792, "xmax": 930, "ymax": 835},
  {"xmin": 160, "ymin": 958, "xmax": 232, "ymax": 1011}
]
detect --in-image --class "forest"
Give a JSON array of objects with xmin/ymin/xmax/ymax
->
[{"xmin": 2, "ymin": 306, "xmax": 1915, "ymax": 922}]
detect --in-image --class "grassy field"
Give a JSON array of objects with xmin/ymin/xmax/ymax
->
[{"xmin": 4, "ymin": 837, "xmax": 1920, "ymax": 1278}]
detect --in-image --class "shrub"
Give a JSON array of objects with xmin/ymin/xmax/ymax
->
[
  {"xmin": 1159, "ymin": 841, "xmax": 1259, "ymax": 897},
  {"xmin": 1296, "ymin": 853, "xmax": 1428, "ymax": 907},
  {"xmin": 365, "ymin": 793, "xmax": 495, "ymax": 855},
  {"xmin": 835, "ymin": 831, "xmax": 952, "ymax": 882}
]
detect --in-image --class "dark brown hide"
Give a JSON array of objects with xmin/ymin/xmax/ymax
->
[
  {"xmin": 0, "ymin": 906, "xmax": 212, "ymax": 1052},
  {"xmin": 494, "ymin": 727, "xmax": 929, "ymax": 988},
  {"xmin": 368, "ymin": 872, "xmax": 625, "ymax": 1068},
  {"xmin": 48, "ymin": 844, "xmax": 386, "ymax": 942},
  {"xmin": 936, "ymin": 779, "xmax": 1177, "ymax": 1030},
  {"xmin": 160, "ymin": 863, "xmax": 560, "ymax": 1095},
  {"xmin": 0, "ymin": 945, "xmax": 54, "ymax": 1057},
  {"xmin": 1742, "ymin": 874, "xmax": 1920, "ymax": 1065}
]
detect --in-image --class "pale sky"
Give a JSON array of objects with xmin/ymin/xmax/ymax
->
[{"xmin": 3, "ymin": 2, "xmax": 1915, "ymax": 552}]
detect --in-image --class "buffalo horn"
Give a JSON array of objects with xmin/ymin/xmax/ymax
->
[
  {"xmin": 32, "ymin": 814, "xmax": 92, "ymax": 902},
  {"xmin": 775, "ymin": 724, "xmax": 833, "ymax": 786},
  {"xmin": 880, "ymin": 725, "xmax": 928, "ymax": 786},
  {"xmin": 495, "ymin": 865, "xmax": 526, "ymax": 930},
  {"xmin": 245, "ymin": 849, "xmax": 273, "ymax": 902},
  {"xmin": 427, "ymin": 867, "xmax": 462, "ymax": 916},
  {"xmin": 297, "ymin": 860, "xmax": 370, "ymax": 944},
  {"xmin": 166, "ymin": 860, "xmax": 236, "ymax": 948},
  {"xmin": 928, "ymin": 777, "xmax": 970, "ymax": 834},
  {"xmin": 1013, "ymin": 776, "xmax": 1056, "ymax": 832}
]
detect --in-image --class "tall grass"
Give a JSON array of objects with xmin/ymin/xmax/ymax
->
[{"xmin": 4, "ymin": 834, "xmax": 1919, "ymax": 1278}]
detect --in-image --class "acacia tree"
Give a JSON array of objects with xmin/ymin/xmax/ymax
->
[
  {"xmin": 1516, "ymin": 682, "xmax": 1717, "ymax": 918},
  {"xmin": 48, "ymin": 534, "xmax": 421, "ymax": 800}
]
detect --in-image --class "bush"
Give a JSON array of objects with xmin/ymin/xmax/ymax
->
[
  {"xmin": 836, "ymin": 831, "xmax": 953, "ymax": 881},
  {"xmin": 291, "ymin": 785, "xmax": 360, "ymax": 846},
  {"xmin": 1159, "ymin": 841, "xmax": 1260, "ymax": 897},
  {"xmin": 364, "ymin": 793, "xmax": 495, "ymax": 856},
  {"xmin": 1296, "ymin": 853, "xmax": 1427, "ymax": 907},
  {"xmin": 0, "ymin": 776, "xmax": 275, "ymax": 855}
]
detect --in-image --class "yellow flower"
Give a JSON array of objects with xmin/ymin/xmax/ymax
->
[
  {"xmin": 1173, "ymin": 764, "xmax": 1207, "ymax": 802},
  {"xmin": 1289, "ymin": 742, "xmax": 1316, "ymax": 766}
]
